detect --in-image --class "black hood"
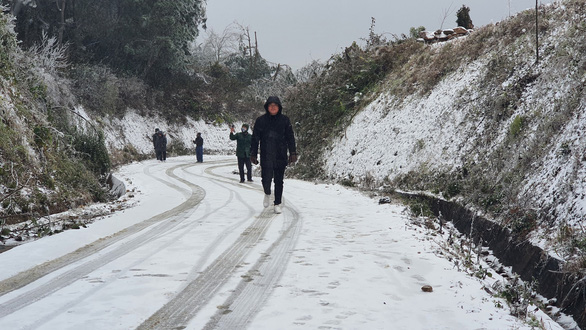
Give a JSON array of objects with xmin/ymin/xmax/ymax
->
[{"xmin": 264, "ymin": 96, "xmax": 282, "ymax": 114}]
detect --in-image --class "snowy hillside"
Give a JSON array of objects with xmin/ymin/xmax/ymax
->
[
  {"xmin": 323, "ymin": 1, "xmax": 586, "ymax": 260},
  {"xmin": 97, "ymin": 108, "xmax": 251, "ymax": 157}
]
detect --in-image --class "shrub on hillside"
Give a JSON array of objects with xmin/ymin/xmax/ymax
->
[
  {"xmin": 0, "ymin": 8, "xmax": 111, "ymax": 225},
  {"xmin": 287, "ymin": 39, "xmax": 424, "ymax": 179}
]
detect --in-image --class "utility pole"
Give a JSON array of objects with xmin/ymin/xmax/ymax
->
[{"xmin": 535, "ymin": 0, "xmax": 539, "ymax": 64}]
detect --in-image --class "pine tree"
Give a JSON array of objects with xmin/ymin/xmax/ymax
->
[
  {"xmin": 85, "ymin": 0, "xmax": 207, "ymax": 80},
  {"xmin": 456, "ymin": 5, "xmax": 474, "ymax": 29},
  {"xmin": 6, "ymin": 0, "xmax": 207, "ymax": 81}
]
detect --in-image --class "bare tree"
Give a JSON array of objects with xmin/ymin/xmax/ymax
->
[
  {"xmin": 295, "ymin": 60, "xmax": 324, "ymax": 83},
  {"xmin": 439, "ymin": 2, "xmax": 455, "ymax": 29},
  {"xmin": 201, "ymin": 24, "xmax": 240, "ymax": 64},
  {"xmin": 27, "ymin": 31, "xmax": 69, "ymax": 73},
  {"xmin": 245, "ymin": 64, "xmax": 295, "ymax": 103},
  {"xmin": 234, "ymin": 23, "xmax": 261, "ymax": 72},
  {"xmin": 198, "ymin": 22, "xmax": 264, "ymax": 69}
]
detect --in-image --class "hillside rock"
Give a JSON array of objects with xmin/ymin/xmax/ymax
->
[{"xmin": 418, "ymin": 27, "xmax": 470, "ymax": 43}]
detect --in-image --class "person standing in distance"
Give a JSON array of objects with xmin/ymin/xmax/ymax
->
[
  {"xmin": 152, "ymin": 128, "xmax": 161, "ymax": 160},
  {"xmin": 250, "ymin": 96, "xmax": 297, "ymax": 214},
  {"xmin": 193, "ymin": 132, "xmax": 204, "ymax": 162},
  {"xmin": 230, "ymin": 124, "xmax": 253, "ymax": 183},
  {"xmin": 157, "ymin": 130, "xmax": 167, "ymax": 161},
  {"xmin": 153, "ymin": 128, "xmax": 167, "ymax": 161}
]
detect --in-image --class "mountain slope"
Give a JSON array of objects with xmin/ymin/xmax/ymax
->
[
  {"xmin": 319, "ymin": 1, "xmax": 585, "ymax": 262},
  {"xmin": 0, "ymin": 11, "xmax": 111, "ymax": 228}
]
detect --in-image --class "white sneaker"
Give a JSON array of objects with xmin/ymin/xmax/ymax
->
[
  {"xmin": 274, "ymin": 204, "xmax": 282, "ymax": 214},
  {"xmin": 263, "ymin": 194, "xmax": 270, "ymax": 208}
]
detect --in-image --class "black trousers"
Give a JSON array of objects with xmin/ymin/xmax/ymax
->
[
  {"xmin": 237, "ymin": 156, "xmax": 252, "ymax": 181},
  {"xmin": 156, "ymin": 149, "xmax": 166, "ymax": 161},
  {"xmin": 261, "ymin": 165, "xmax": 285, "ymax": 205}
]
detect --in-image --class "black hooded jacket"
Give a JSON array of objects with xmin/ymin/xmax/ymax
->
[
  {"xmin": 251, "ymin": 96, "xmax": 296, "ymax": 168},
  {"xmin": 154, "ymin": 131, "xmax": 167, "ymax": 151}
]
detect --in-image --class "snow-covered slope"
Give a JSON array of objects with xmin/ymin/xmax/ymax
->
[
  {"xmin": 324, "ymin": 1, "xmax": 586, "ymax": 254},
  {"xmin": 324, "ymin": 59, "xmax": 488, "ymax": 181},
  {"xmin": 99, "ymin": 108, "xmax": 246, "ymax": 156}
]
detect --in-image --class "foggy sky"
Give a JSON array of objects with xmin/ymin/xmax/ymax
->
[{"xmin": 202, "ymin": 0, "xmax": 553, "ymax": 70}]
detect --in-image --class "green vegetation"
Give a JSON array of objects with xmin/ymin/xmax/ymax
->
[
  {"xmin": 509, "ymin": 115, "xmax": 524, "ymax": 137},
  {"xmin": 0, "ymin": 7, "xmax": 17, "ymax": 76},
  {"xmin": 503, "ymin": 208, "xmax": 538, "ymax": 238},
  {"xmin": 287, "ymin": 38, "xmax": 426, "ymax": 179},
  {"xmin": 494, "ymin": 277, "xmax": 538, "ymax": 318},
  {"xmin": 6, "ymin": 0, "xmax": 206, "ymax": 82},
  {"xmin": 409, "ymin": 26, "xmax": 426, "ymax": 39},
  {"xmin": 0, "ymin": 8, "xmax": 111, "ymax": 225},
  {"xmin": 456, "ymin": 5, "xmax": 474, "ymax": 29},
  {"xmin": 401, "ymin": 196, "xmax": 434, "ymax": 218}
]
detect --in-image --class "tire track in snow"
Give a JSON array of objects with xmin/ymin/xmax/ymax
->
[
  {"xmin": 137, "ymin": 163, "xmax": 302, "ymax": 330},
  {"xmin": 0, "ymin": 162, "xmax": 207, "ymax": 317},
  {"xmin": 137, "ymin": 207, "xmax": 277, "ymax": 329},
  {"xmin": 137, "ymin": 163, "xmax": 289, "ymax": 329},
  {"xmin": 202, "ymin": 163, "xmax": 303, "ymax": 329},
  {"xmin": 204, "ymin": 202, "xmax": 302, "ymax": 330},
  {"xmin": 21, "ymin": 164, "xmax": 256, "ymax": 330},
  {"xmin": 198, "ymin": 162, "xmax": 261, "ymax": 192},
  {"xmin": 174, "ymin": 163, "xmax": 258, "ymax": 284}
]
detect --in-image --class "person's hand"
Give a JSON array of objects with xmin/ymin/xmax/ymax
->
[
  {"xmin": 288, "ymin": 154, "xmax": 297, "ymax": 165},
  {"xmin": 251, "ymin": 156, "xmax": 259, "ymax": 165}
]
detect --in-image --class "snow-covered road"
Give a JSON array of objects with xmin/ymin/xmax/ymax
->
[{"xmin": 0, "ymin": 156, "xmax": 562, "ymax": 329}]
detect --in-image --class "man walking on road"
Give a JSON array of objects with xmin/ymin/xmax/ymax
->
[
  {"xmin": 230, "ymin": 124, "xmax": 253, "ymax": 183},
  {"xmin": 250, "ymin": 96, "xmax": 297, "ymax": 214}
]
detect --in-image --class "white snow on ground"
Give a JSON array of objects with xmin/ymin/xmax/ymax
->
[{"xmin": 0, "ymin": 156, "xmax": 566, "ymax": 329}]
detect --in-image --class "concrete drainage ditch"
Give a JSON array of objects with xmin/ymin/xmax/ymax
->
[{"xmin": 398, "ymin": 192, "xmax": 585, "ymax": 329}]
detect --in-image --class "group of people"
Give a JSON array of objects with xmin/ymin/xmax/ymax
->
[
  {"xmin": 151, "ymin": 96, "xmax": 297, "ymax": 214},
  {"xmin": 152, "ymin": 129, "xmax": 204, "ymax": 163},
  {"xmin": 231, "ymin": 96, "xmax": 297, "ymax": 214}
]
